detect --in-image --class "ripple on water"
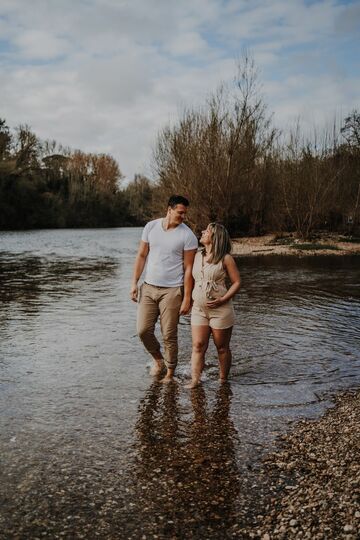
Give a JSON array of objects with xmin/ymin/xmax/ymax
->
[{"xmin": 0, "ymin": 231, "xmax": 359, "ymax": 537}]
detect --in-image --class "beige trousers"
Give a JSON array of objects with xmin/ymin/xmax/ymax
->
[{"xmin": 137, "ymin": 283, "xmax": 183, "ymax": 369}]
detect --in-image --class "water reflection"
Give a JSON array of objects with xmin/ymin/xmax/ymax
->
[
  {"xmin": 133, "ymin": 382, "xmax": 241, "ymax": 537},
  {"xmin": 0, "ymin": 229, "xmax": 360, "ymax": 536},
  {"xmin": 0, "ymin": 253, "xmax": 118, "ymax": 316}
]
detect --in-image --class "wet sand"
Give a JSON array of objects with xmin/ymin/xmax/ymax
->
[{"xmin": 231, "ymin": 234, "xmax": 360, "ymax": 257}]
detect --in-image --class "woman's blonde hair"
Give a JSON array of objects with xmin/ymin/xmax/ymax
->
[{"xmin": 206, "ymin": 222, "xmax": 232, "ymax": 264}]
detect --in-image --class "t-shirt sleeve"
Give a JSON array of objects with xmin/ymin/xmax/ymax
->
[
  {"xmin": 184, "ymin": 229, "xmax": 199, "ymax": 250},
  {"xmin": 141, "ymin": 221, "xmax": 152, "ymax": 243}
]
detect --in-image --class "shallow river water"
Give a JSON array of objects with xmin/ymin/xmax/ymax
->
[{"xmin": 0, "ymin": 228, "xmax": 359, "ymax": 538}]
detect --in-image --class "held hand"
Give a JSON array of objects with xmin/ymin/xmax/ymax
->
[
  {"xmin": 130, "ymin": 284, "xmax": 138, "ymax": 302},
  {"xmin": 206, "ymin": 297, "xmax": 225, "ymax": 309},
  {"xmin": 179, "ymin": 298, "xmax": 191, "ymax": 315}
]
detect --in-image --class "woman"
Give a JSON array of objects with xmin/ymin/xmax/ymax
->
[{"xmin": 186, "ymin": 223, "xmax": 241, "ymax": 388}]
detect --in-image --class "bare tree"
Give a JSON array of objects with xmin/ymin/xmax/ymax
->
[
  {"xmin": 278, "ymin": 124, "xmax": 344, "ymax": 238},
  {"xmin": 341, "ymin": 110, "xmax": 360, "ymax": 147},
  {"xmin": 152, "ymin": 52, "xmax": 276, "ymax": 234},
  {"xmin": 339, "ymin": 110, "xmax": 360, "ymax": 233}
]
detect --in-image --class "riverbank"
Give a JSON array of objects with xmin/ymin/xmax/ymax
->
[
  {"xmin": 232, "ymin": 233, "xmax": 360, "ymax": 257},
  {"xmin": 244, "ymin": 388, "xmax": 360, "ymax": 539}
]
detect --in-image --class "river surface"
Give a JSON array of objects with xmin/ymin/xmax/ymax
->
[{"xmin": 0, "ymin": 228, "xmax": 359, "ymax": 538}]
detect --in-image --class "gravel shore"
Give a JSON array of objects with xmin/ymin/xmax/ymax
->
[{"xmin": 245, "ymin": 389, "xmax": 360, "ymax": 539}]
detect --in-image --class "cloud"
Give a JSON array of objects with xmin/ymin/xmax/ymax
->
[
  {"xmin": 334, "ymin": 1, "xmax": 360, "ymax": 35},
  {"xmin": 0, "ymin": 0, "xmax": 359, "ymax": 180},
  {"xmin": 12, "ymin": 30, "xmax": 71, "ymax": 60}
]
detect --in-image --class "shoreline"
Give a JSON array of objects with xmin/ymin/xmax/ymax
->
[
  {"xmin": 244, "ymin": 388, "xmax": 360, "ymax": 539},
  {"xmin": 231, "ymin": 233, "xmax": 360, "ymax": 257}
]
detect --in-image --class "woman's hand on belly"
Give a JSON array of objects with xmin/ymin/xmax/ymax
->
[{"xmin": 206, "ymin": 297, "xmax": 226, "ymax": 308}]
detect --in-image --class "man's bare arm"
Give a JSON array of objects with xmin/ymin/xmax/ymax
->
[
  {"xmin": 130, "ymin": 241, "xmax": 149, "ymax": 302},
  {"xmin": 179, "ymin": 249, "xmax": 197, "ymax": 315}
]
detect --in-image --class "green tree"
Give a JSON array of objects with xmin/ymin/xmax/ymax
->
[{"xmin": 124, "ymin": 174, "xmax": 154, "ymax": 224}]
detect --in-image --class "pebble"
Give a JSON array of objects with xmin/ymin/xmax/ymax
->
[{"xmin": 254, "ymin": 390, "xmax": 360, "ymax": 539}]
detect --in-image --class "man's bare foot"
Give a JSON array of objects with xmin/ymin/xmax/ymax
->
[
  {"xmin": 160, "ymin": 369, "xmax": 175, "ymax": 384},
  {"xmin": 219, "ymin": 378, "xmax": 228, "ymax": 384},
  {"xmin": 150, "ymin": 359, "xmax": 164, "ymax": 376},
  {"xmin": 185, "ymin": 380, "xmax": 200, "ymax": 389}
]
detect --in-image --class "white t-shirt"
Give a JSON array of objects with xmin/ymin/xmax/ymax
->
[{"xmin": 141, "ymin": 218, "xmax": 198, "ymax": 287}]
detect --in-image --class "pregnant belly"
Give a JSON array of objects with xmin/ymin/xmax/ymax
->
[{"xmin": 192, "ymin": 283, "xmax": 227, "ymax": 305}]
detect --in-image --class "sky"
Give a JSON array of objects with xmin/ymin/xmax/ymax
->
[{"xmin": 0, "ymin": 0, "xmax": 359, "ymax": 181}]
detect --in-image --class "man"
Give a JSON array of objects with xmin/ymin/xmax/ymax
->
[{"xmin": 130, "ymin": 195, "xmax": 198, "ymax": 382}]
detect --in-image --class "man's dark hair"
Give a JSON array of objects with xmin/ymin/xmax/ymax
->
[{"xmin": 167, "ymin": 195, "xmax": 189, "ymax": 208}]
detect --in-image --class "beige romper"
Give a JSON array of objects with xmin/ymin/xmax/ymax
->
[{"xmin": 191, "ymin": 251, "xmax": 235, "ymax": 329}]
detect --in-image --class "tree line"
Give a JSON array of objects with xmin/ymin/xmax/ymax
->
[
  {"xmin": 152, "ymin": 57, "xmax": 360, "ymax": 238},
  {"xmin": 0, "ymin": 120, "xmax": 140, "ymax": 229},
  {"xmin": 1, "ymin": 56, "xmax": 359, "ymax": 237}
]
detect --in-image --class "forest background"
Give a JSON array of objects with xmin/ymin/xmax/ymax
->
[{"xmin": 1, "ymin": 58, "xmax": 359, "ymax": 239}]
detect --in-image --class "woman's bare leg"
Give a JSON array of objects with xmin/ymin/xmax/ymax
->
[
  {"xmin": 211, "ymin": 327, "xmax": 233, "ymax": 382},
  {"xmin": 185, "ymin": 325, "xmax": 211, "ymax": 388}
]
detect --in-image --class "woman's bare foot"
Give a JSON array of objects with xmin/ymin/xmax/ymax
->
[
  {"xmin": 185, "ymin": 380, "xmax": 200, "ymax": 389},
  {"xmin": 160, "ymin": 375, "xmax": 173, "ymax": 384},
  {"xmin": 150, "ymin": 359, "xmax": 164, "ymax": 376}
]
